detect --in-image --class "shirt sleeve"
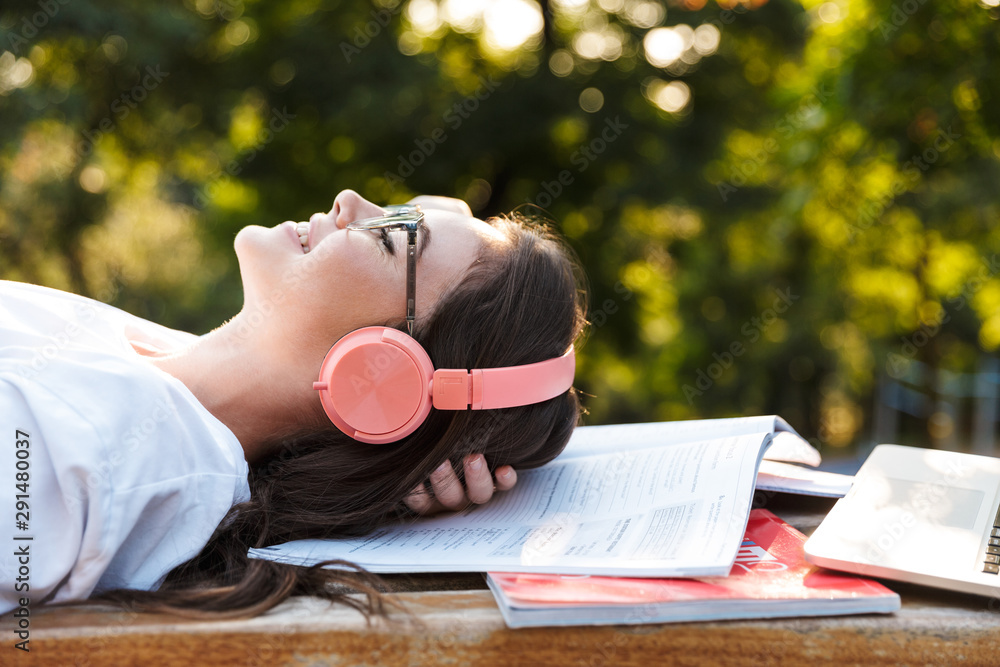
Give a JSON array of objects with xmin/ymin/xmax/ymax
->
[
  {"xmin": 0, "ymin": 354, "xmax": 250, "ymax": 614},
  {"xmin": 0, "ymin": 372, "xmax": 98, "ymax": 614}
]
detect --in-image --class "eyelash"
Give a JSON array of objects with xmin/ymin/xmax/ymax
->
[{"xmin": 378, "ymin": 228, "xmax": 394, "ymax": 254}]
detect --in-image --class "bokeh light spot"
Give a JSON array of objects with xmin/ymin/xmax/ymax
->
[
  {"xmin": 579, "ymin": 87, "xmax": 605, "ymax": 113},
  {"xmin": 549, "ymin": 49, "xmax": 574, "ymax": 77},
  {"xmin": 644, "ymin": 27, "xmax": 687, "ymax": 68},
  {"xmin": 79, "ymin": 165, "xmax": 107, "ymax": 194}
]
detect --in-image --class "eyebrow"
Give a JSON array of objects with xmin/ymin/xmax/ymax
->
[{"xmin": 416, "ymin": 220, "xmax": 431, "ymax": 261}]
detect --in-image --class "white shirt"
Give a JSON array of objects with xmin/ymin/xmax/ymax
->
[{"xmin": 0, "ymin": 281, "xmax": 250, "ymax": 613}]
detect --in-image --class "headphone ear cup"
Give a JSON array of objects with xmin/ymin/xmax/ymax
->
[{"xmin": 313, "ymin": 327, "xmax": 434, "ymax": 444}]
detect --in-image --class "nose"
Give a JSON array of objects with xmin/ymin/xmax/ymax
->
[{"xmin": 331, "ymin": 190, "xmax": 387, "ymax": 229}]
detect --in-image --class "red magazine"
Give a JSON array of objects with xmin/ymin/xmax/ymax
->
[{"xmin": 486, "ymin": 509, "xmax": 900, "ymax": 627}]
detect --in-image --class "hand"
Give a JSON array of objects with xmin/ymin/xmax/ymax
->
[{"xmin": 404, "ymin": 454, "xmax": 517, "ymax": 516}]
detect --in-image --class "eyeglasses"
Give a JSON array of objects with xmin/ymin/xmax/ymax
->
[{"xmin": 346, "ymin": 204, "xmax": 425, "ymax": 336}]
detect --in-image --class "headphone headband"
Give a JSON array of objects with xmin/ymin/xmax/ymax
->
[
  {"xmin": 432, "ymin": 347, "xmax": 576, "ymax": 411},
  {"xmin": 313, "ymin": 327, "xmax": 575, "ymax": 443}
]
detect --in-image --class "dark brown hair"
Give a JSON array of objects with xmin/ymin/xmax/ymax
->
[{"xmin": 83, "ymin": 213, "xmax": 587, "ymax": 618}]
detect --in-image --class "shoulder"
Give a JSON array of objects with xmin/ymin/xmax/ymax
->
[
  {"xmin": 0, "ymin": 281, "xmax": 246, "ymax": 488},
  {"xmin": 0, "ymin": 355, "xmax": 249, "ymax": 500},
  {"xmin": 0, "ymin": 353, "xmax": 251, "ymax": 605},
  {"xmin": 1, "ymin": 279, "xmax": 115, "ymax": 323},
  {"xmin": 0, "ymin": 280, "xmax": 197, "ymax": 355},
  {"xmin": 2, "ymin": 352, "xmax": 247, "ymax": 488}
]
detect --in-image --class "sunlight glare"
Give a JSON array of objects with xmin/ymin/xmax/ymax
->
[
  {"xmin": 625, "ymin": 0, "xmax": 666, "ymax": 29},
  {"xmin": 573, "ymin": 31, "xmax": 607, "ymax": 60},
  {"xmin": 553, "ymin": 0, "xmax": 589, "ymax": 10},
  {"xmin": 484, "ymin": 0, "xmax": 545, "ymax": 51},
  {"xmin": 441, "ymin": 0, "xmax": 488, "ymax": 32},
  {"xmin": 646, "ymin": 78, "xmax": 691, "ymax": 114},
  {"xmin": 0, "ymin": 52, "xmax": 35, "ymax": 95},
  {"xmin": 818, "ymin": 2, "xmax": 842, "ymax": 23},
  {"xmin": 644, "ymin": 27, "xmax": 685, "ymax": 68},
  {"xmin": 693, "ymin": 24, "xmax": 720, "ymax": 56},
  {"xmin": 407, "ymin": 0, "xmax": 443, "ymax": 35}
]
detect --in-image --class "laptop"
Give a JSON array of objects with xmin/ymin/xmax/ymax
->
[{"xmin": 804, "ymin": 444, "xmax": 1000, "ymax": 597}]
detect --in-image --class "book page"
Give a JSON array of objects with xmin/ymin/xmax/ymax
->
[
  {"xmin": 560, "ymin": 418, "xmax": 821, "ymax": 467},
  {"xmin": 248, "ymin": 432, "xmax": 771, "ymax": 577},
  {"xmin": 755, "ymin": 460, "xmax": 853, "ymax": 497}
]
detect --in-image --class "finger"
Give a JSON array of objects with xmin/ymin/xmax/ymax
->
[
  {"xmin": 494, "ymin": 465, "xmax": 517, "ymax": 492},
  {"xmin": 403, "ymin": 484, "xmax": 437, "ymax": 515},
  {"xmin": 429, "ymin": 460, "xmax": 467, "ymax": 510},
  {"xmin": 463, "ymin": 454, "xmax": 494, "ymax": 504}
]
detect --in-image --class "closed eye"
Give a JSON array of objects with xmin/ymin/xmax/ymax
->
[{"xmin": 378, "ymin": 228, "xmax": 395, "ymax": 254}]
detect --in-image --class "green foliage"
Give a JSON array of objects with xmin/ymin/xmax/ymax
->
[{"xmin": 2, "ymin": 0, "xmax": 998, "ymax": 452}]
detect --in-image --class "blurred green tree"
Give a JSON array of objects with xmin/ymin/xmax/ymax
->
[{"xmin": 1, "ymin": 0, "xmax": 998, "ymax": 453}]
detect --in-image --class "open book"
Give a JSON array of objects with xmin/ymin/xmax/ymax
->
[
  {"xmin": 248, "ymin": 417, "xmax": 838, "ymax": 578},
  {"xmin": 562, "ymin": 416, "xmax": 852, "ymax": 498},
  {"xmin": 486, "ymin": 509, "xmax": 900, "ymax": 627}
]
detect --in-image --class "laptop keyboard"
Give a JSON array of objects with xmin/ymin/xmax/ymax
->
[{"xmin": 985, "ymin": 503, "xmax": 1000, "ymax": 575}]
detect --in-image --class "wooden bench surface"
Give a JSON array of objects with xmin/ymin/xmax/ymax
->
[{"xmin": 4, "ymin": 495, "xmax": 999, "ymax": 666}]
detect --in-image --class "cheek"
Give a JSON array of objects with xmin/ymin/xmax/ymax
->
[
  {"xmin": 300, "ymin": 245, "xmax": 402, "ymax": 328},
  {"xmin": 417, "ymin": 256, "xmax": 478, "ymax": 317}
]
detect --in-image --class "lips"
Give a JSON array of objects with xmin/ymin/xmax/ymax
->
[
  {"xmin": 284, "ymin": 212, "xmax": 333, "ymax": 254},
  {"xmin": 283, "ymin": 221, "xmax": 304, "ymax": 252}
]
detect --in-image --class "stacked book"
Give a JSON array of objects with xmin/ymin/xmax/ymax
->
[
  {"xmin": 248, "ymin": 417, "xmax": 899, "ymax": 627},
  {"xmin": 487, "ymin": 508, "xmax": 898, "ymax": 627}
]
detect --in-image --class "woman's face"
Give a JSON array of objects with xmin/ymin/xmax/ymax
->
[{"xmin": 233, "ymin": 190, "xmax": 505, "ymax": 354}]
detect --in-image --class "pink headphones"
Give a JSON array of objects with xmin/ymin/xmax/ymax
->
[{"xmin": 313, "ymin": 326, "xmax": 576, "ymax": 443}]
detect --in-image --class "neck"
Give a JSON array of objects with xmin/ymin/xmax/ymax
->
[{"xmin": 146, "ymin": 315, "xmax": 326, "ymax": 463}]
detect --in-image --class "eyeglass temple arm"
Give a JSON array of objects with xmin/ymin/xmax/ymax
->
[{"xmin": 406, "ymin": 226, "xmax": 417, "ymax": 336}]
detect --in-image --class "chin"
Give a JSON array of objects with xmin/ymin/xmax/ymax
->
[
  {"xmin": 234, "ymin": 225, "xmax": 290, "ymax": 299},
  {"xmin": 235, "ymin": 224, "xmax": 297, "ymax": 264},
  {"xmin": 233, "ymin": 224, "xmax": 269, "ymax": 254}
]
